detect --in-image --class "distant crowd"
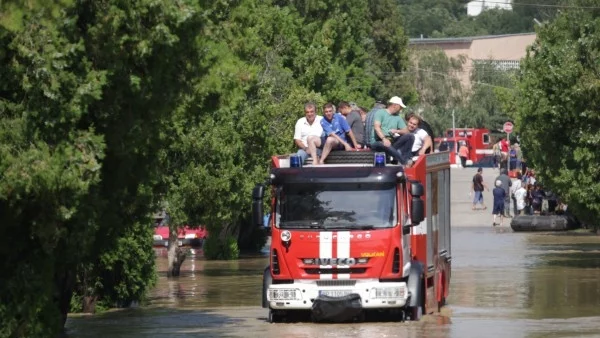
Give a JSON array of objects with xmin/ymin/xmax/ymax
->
[
  {"xmin": 293, "ymin": 96, "xmax": 434, "ymax": 167},
  {"xmin": 472, "ymin": 166, "xmax": 567, "ymax": 227},
  {"xmin": 492, "ymin": 138, "xmax": 524, "ymax": 172}
]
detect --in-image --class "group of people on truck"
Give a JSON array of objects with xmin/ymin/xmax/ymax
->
[{"xmin": 293, "ymin": 96, "xmax": 433, "ymax": 166}]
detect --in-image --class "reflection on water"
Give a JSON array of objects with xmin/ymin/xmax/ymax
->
[
  {"xmin": 66, "ymin": 229, "xmax": 600, "ymax": 338},
  {"xmin": 449, "ymin": 228, "xmax": 600, "ymax": 338},
  {"xmin": 150, "ymin": 248, "xmax": 269, "ymax": 308}
]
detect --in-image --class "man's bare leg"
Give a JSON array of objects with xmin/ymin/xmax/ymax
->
[
  {"xmin": 319, "ymin": 137, "xmax": 340, "ymax": 164},
  {"xmin": 307, "ymin": 136, "xmax": 322, "ymax": 165}
]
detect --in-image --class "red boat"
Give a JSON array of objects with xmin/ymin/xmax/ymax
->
[{"xmin": 152, "ymin": 212, "xmax": 208, "ymax": 247}]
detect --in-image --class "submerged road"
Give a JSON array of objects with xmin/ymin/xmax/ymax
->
[{"xmin": 66, "ymin": 168, "xmax": 600, "ymax": 337}]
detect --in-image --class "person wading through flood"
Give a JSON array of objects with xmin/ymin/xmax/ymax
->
[
  {"xmin": 471, "ymin": 167, "xmax": 489, "ymax": 210},
  {"xmin": 495, "ymin": 168, "xmax": 513, "ymax": 218},
  {"xmin": 492, "ymin": 180, "xmax": 506, "ymax": 226}
]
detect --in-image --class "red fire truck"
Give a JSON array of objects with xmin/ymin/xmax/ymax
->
[
  {"xmin": 435, "ymin": 128, "xmax": 492, "ymax": 166},
  {"xmin": 251, "ymin": 151, "xmax": 452, "ymax": 322}
]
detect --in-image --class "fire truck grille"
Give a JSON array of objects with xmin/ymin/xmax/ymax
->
[
  {"xmin": 304, "ymin": 268, "xmax": 367, "ymax": 275},
  {"xmin": 316, "ymin": 280, "xmax": 357, "ymax": 287}
]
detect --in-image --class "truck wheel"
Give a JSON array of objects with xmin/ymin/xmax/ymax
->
[
  {"xmin": 405, "ymin": 280, "xmax": 424, "ymax": 321},
  {"xmin": 262, "ymin": 266, "xmax": 271, "ymax": 308},
  {"xmin": 406, "ymin": 304, "xmax": 422, "ymax": 321},
  {"xmin": 268, "ymin": 309, "xmax": 285, "ymax": 323}
]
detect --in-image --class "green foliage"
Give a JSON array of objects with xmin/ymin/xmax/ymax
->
[
  {"xmin": 203, "ymin": 236, "xmax": 240, "ymax": 260},
  {"xmin": 157, "ymin": 0, "xmax": 413, "ymax": 263},
  {"xmin": 1, "ymin": 0, "xmax": 203, "ymax": 336},
  {"xmin": 95, "ymin": 221, "xmax": 157, "ymax": 308},
  {"xmin": 514, "ymin": 3, "xmax": 600, "ymax": 225},
  {"xmin": 238, "ymin": 224, "xmax": 268, "ymax": 253},
  {"xmin": 399, "ymin": 0, "xmax": 563, "ymax": 38},
  {"xmin": 406, "ymin": 48, "xmax": 516, "ymax": 137},
  {"xmin": 463, "ymin": 61, "xmax": 517, "ymax": 130}
]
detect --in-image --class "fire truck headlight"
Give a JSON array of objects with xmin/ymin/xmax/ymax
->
[
  {"xmin": 357, "ymin": 257, "xmax": 369, "ymax": 264},
  {"xmin": 302, "ymin": 258, "xmax": 315, "ymax": 265},
  {"xmin": 280, "ymin": 230, "xmax": 292, "ymax": 242}
]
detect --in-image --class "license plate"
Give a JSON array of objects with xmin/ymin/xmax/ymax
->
[
  {"xmin": 163, "ymin": 240, "xmax": 183, "ymax": 246},
  {"xmin": 319, "ymin": 290, "xmax": 351, "ymax": 298}
]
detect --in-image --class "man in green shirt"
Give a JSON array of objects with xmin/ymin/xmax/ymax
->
[{"xmin": 365, "ymin": 96, "xmax": 415, "ymax": 165}]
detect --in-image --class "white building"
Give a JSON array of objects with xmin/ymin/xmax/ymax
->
[{"xmin": 467, "ymin": 0, "xmax": 512, "ymax": 16}]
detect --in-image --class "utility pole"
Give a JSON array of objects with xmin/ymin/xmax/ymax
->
[{"xmin": 452, "ymin": 109, "xmax": 457, "ymax": 153}]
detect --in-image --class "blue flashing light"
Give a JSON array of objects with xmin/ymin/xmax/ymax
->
[
  {"xmin": 374, "ymin": 152, "xmax": 386, "ymax": 167},
  {"xmin": 290, "ymin": 154, "xmax": 302, "ymax": 168}
]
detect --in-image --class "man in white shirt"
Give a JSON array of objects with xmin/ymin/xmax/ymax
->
[
  {"xmin": 510, "ymin": 176, "xmax": 522, "ymax": 215},
  {"xmin": 294, "ymin": 102, "xmax": 323, "ymax": 163},
  {"xmin": 513, "ymin": 181, "xmax": 527, "ymax": 215},
  {"xmin": 406, "ymin": 115, "xmax": 432, "ymax": 159}
]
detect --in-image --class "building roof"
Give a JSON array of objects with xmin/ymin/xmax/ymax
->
[{"xmin": 409, "ymin": 32, "xmax": 535, "ymax": 45}]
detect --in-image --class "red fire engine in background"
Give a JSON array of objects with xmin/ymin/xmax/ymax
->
[
  {"xmin": 252, "ymin": 151, "xmax": 452, "ymax": 323},
  {"xmin": 435, "ymin": 128, "xmax": 492, "ymax": 166}
]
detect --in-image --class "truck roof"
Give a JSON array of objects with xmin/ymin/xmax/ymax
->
[{"xmin": 271, "ymin": 166, "xmax": 404, "ymax": 185}]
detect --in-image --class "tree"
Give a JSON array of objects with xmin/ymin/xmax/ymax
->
[
  {"xmin": 514, "ymin": 1, "xmax": 600, "ymax": 226},
  {"xmin": 0, "ymin": 0, "xmax": 205, "ymax": 335},
  {"xmin": 407, "ymin": 48, "xmax": 466, "ymax": 136},
  {"xmin": 462, "ymin": 60, "xmax": 516, "ymax": 131},
  {"xmin": 158, "ymin": 0, "xmax": 414, "ymax": 271},
  {"xmin": 399, "ymin": 0, "xmax": 563, "ymax": 38}
]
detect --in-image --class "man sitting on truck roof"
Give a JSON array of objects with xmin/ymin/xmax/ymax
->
[
  {"xmin": 406, "ymin": 115, "xmax": 433, "ymax": 160},
  {"xmin": 338, "ymin": 101, "xmax": 364, "ymax": 148},
  {"xmin": 405, "ymin": 112, "xmax": 435, "ymax": 152},
  {"xmin": 318, "ymin": 102, "xmax": 359, "ymax": 164},
  {"xmin": 294, "ymin": 102, "xmax": 323, "ymax": 164},
  {"xmin": 365, "ymin": 96, "xmax": 414, "ymax": 166}
]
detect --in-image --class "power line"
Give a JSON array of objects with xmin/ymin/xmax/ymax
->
[
  {"xmin": 469, "ymin": 0, "xmax": 600, "ymax": 10},
  {"xmin": 346, "ymin": 68, "xmax": 516, "ymax": 91}
]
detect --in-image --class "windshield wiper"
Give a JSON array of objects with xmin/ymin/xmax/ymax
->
[{"xmin": 280, "ymin": 220, "xmax": 323, "ymax": 229}]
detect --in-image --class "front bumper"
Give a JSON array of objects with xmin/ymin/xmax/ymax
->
[{"xmin": 267, "ymin": 279, "xmax": 408, "ymax": 310}]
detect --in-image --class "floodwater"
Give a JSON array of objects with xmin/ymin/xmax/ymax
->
[
  {"xmin": 66, "ymin": 168, "xmax": 600, "ymax": 337},
  {"xmin": 65, "ymin": 229, "xmax": 600, "ymax": 338}
]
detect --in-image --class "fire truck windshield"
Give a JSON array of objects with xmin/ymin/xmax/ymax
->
[{"xmin": 277, "ymin": 182, "xmax": 397, "ymax": 230}]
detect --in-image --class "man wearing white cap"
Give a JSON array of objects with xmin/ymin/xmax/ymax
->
[{"xmin": 365, "ymin": 96, "xmax": 414, "ymax": 166}]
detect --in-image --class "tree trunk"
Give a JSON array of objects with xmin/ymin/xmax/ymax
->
[
  {"xmin": 82, "ymin": 296, "xmax": 98, "ymax": 314},
  {"xmin": 167, "ymin": 225, "xmax": 187, "ymax": 277},
  {"xmin": 56, "ymin": 269, "xmax": 75, "ymax": 328}
]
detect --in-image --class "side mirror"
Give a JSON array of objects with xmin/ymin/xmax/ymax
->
[
  {"xmin": 410, "ymin": 181, "xmax": 424, "ymax": 197},
  {"xmin": 252, "ymin": 185, "xmax": 265, "ymax": 227},
  {"xmin": 409, "ymin": 181, "xmax": 425, "ymax": 225},
  {"xmin": 411, "ymin": 197, "xmax": 425, "ymax": 224}
]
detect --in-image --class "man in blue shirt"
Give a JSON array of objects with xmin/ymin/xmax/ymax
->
[{"xmin": 318, "ymin": 102, "xmax": 359, "ymax": 164}]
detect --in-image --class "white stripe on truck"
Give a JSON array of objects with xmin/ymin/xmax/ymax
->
[
  {"xmin": 319, "ymin": 231, "xmax": 333, "ymax": 279},
  {"xmin": 336, "ymin": 231, "xmax": 350, "ymax": 279}
]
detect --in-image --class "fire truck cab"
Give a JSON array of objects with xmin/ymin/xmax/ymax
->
[
  {"xmin": 435, "ymin": 128, "xmax": 491, "ymax": 166},
  {"xmin": 251, "ymin": 151, "xmax": 452, "ymax": 322}
]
